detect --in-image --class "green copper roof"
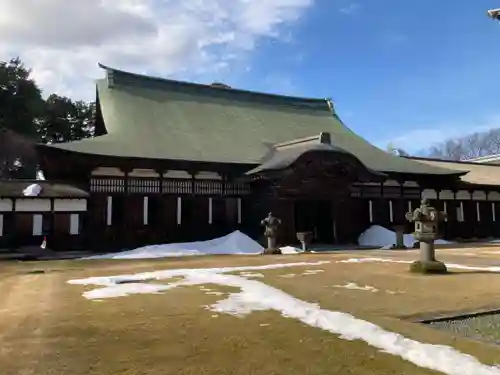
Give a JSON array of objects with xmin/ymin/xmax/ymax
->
[{"xmin": 43, "ymin": 65, "xmax": 461, "ymax": 176}]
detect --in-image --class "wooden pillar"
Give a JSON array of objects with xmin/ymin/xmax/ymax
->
[
  {"xmin": 49, "ymin": 198, "xmax": 55, "ymax": 249},
  {"xmin": 106, "ymin": 196, "xmax": 112, "ymax": 226},
  {"xmin": 143, "ymin": 196, "xmax": 149, "ymax": 225},
  {"xmin": 271, "ymin": 198, "xmax": 294, "ymax": 246},
  {"xmin": 368, "ymin": 199, "xmax": 374, "ymax": 224},
  {"xmin": 190, "ymin": 171, "xmax": 196, "ymax": 196},
  {"xmin": 208, "ymin": 197, "xmax": 213, "ymax": 225},
  {"xmin": 398, "ymin": 180, "xmax": 405, "ymax": 225},
  {"xmin": 177, "ymin": 197, "xmax": 182, "ymax": 226},
  {"xmin": 379, "ymin": 182, "xmax": 384, "ymax": 226}
]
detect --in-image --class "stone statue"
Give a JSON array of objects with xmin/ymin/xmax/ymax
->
[
  {"xmin": 261, "ymin": 212, "xmax": 282, "ymax": 255},
  {"xmin": 405, "ymin": 198, "xmax": 448, "ymax": 274}
]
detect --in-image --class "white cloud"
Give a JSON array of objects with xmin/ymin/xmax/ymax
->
[
  {"xmin": 376, "ymin": 114, "xmax": 500, "ymax": 154},
  {"xmin": 0, "ymin": 0, "xmax": 314, "ymax": 99},
  {"xmin": 339, "ymin": 2, "xmax": 361, "ymax": 15}
]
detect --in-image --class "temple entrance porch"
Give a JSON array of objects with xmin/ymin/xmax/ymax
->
[{"xmin": 294, "ymin": 199, "xmax": 335, "ymax": 244}]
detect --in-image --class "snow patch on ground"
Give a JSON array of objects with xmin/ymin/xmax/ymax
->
[
  {"xmin": 23, "ymin": 183, "xmax": 42, "ymax": 197},
  {"xmin": 302, "ymin": 269, "xmax": 325, "ymax": 275},
  {"xmin": 237, "ymin": 272, "xmax": 265, "ymax": 278},
  {"xmin": 338, "ymin": 257, "xmax": 411, "ymax": 265},
  {"xmin": 331, "ymin": 282, "xmax": 404, "ymax": 295},
  {"xmin": 82, "ymin": 231, "xmax": 264, "ymax": 259},
  {"xmin": 333, "ymin": 282, "xmax": 379, "ymax": 292},
  {"xmin": 279, "ymin": 273, "xmax": 297, "ymax": 278},
  {"xmin": 68, "ymin": 260, "xmax": 500, "ymax": 375},
  {"xmin": 358, "ymin": 225, "xmax": 451, "ymax": 249}
]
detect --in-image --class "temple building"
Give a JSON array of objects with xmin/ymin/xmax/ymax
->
[{"xmin": 3, "ymin": 63, "xmax": 500, "ymax": 251}]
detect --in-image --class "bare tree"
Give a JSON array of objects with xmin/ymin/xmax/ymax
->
[{"xmin": 426, "ymin": 129, "xmax": 500, "ymax": 160}]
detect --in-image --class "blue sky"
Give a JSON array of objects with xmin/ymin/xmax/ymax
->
[
  {"xmin": 224, "ymin": 0, "xmax": 500, "ymax": 154},
  {"xmin": 2, "ymin": 0, "xmax": 499, "ymax": 155}
]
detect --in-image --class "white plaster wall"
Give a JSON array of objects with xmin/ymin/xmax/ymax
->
[
  {"xmin": 0, "ymin": 199, "xmax": 13, "ymax": 212},
  {"xmin": 54, "ymin": 199, "xmax": 87, "ymax": 212},
  {"xmin": 422, "ymin": 189, "xmax": 438, "ymax": 199},
  {"xmin": 439, "ymin": 190, "xmax": 454, "ymax": 200},
  {"xmin": 403, "ymin": 181, "xmax": 419, "ymax": 187},
  {"xmin": 91, "ymin": 167, "xmax": 125, "ymax": 176},
  {"xmin": 16, "ymin": 199, "xmax": 50, "ymax": 212},
  {"xmin": 489, "ymin": 191, "xmax": 500, "ymax": 201},
  {"xmin": 164, "ymin": 170, "xmax": 191, "ymax": 179},
  {"xmin": 456, "ymin": 190, "xmax": 471, "ymax": 200},
  {"xmin": 129, "ymin": 169, "xmax": 159, "ymax": 178},
  {"xmin": 383, "ymin": 180, "xmax": 399, "ymax": 186},
  {"xmin": 196, "ymin": 171, "xmax": 222, "ymax": 180},
  {"xmin": 472, "ymin": 191, "xmax": 487, "ymax": 201}
]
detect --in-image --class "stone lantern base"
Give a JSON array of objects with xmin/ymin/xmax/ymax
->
[
  {"xmin": 390, "ymin": 225, "xmax": 406, "ymax": 250},
  {"xmin": 409, "ymin": 260, "xmax": 448, "ymax": 274}
]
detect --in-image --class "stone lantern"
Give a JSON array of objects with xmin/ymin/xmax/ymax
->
[
  {"xmin": 261, "ymin": 212, "xmax": 282, "ymax": 255},
  {"xmin": 405, "ymin": 198, "xmax": 448, "ymax": 274},
  {"xmin": 296, "ymin": 231, "xmax": 314, "ymax": 252}
]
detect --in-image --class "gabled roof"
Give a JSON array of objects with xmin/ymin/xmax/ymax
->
[
  {"xmin": 246, "ymin": 132, "xmax": 386, "ymax": 182},
  {"xmin": 406, "ymin": 157, "xmax": 500, "ymax": 186},
  {"xmin": 40, "ymin": 64, "xmax": 462, "ymax": 176}
]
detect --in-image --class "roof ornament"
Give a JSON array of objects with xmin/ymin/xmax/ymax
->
[
  {"xmin": 487, "ymin": 8, "xmax": 500, "ymax": 20},
  {"xmin": 325, "ymin": 98, "xmax": 335, "ymax": 111},
  {"xmin": 319, "ymin": 132, "xmax": 331, "ymax": 145}
]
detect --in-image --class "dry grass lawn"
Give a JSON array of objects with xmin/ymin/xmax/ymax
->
[{"xmin": 2, "ymin": 246, "xmax": 500, "ymax": 375}]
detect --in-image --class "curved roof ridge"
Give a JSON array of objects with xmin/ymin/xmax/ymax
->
[{"xmin": 97, "ymin": 63, "xmax": 331, "ymax": 109}]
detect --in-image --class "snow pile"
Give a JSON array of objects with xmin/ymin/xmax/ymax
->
[
  {"xmin": 279, "ymin": 246, "xmax": 303, "ymax": 254},
  {"xmin": 23, "ymin": 183, "xmax": 42, "ymax": 197},
  {"xmin": 358, "ymin": 225, "xmax": 451, "ymax": 249},
  {"xmin": 83, "ymin": 231, "xmax": 264, "ymax": 260},
  {"xmin": 69, "ymin": 260, "xmax": 500, "ymax": 374}
]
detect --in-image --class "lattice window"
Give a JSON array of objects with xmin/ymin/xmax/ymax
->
[
  {"xmin": 90, "ymin": 178, "xmax": 125, "ymax": 193},
  {"xmin": 350, "ymin": 185, "xmax": 362, "ymax": 197},
  {"xmin": 225, "ymin": 182, "xmax": 250, "ymax": 196},
  {"xmin": 128, "ymin": 178, "xmax": 160, "ymax": 194},
  {"xmin": 194, "ymin": 180, "xmax": 223, "ymax": 195},
  {"xmin": 163, "ymin": 179, "xmax": 192, "ymax": 194}
]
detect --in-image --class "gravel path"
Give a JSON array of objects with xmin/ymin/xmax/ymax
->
[{"xmin": 428, "ymin": 313, "xmax": 500, "ymax": 345}]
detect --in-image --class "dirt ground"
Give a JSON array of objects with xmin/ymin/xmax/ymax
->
[{"xmin": 2, "ymin": 245, "xmax": 500, "ymax": 375}]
